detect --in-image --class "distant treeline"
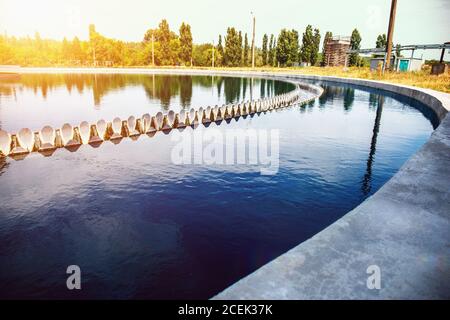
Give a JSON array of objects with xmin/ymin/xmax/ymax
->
[{"xmin": 0, "ymin": 20, "xmax": 367, "ymax": 67}]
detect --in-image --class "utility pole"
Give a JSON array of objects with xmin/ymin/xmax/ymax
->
[
  {"xmin": 212, "ymin": 40, "xmax": 215, "ymax": 68},
  {"xmin": 251, "ymin": 12, "xmax": 256, "ymax": 69},
  {"xmin": 151, "ymin": 33, "xmax": 155, "ymax": 66},
  {"xmin": 384, "ymin": 0, "xmax": 398, "ymax": 72}
]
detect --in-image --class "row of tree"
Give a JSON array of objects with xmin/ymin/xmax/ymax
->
[
  {"xmin": 0, "ymin": 20, "xmax": 194, "ymax": 67},
  {"xmin": 215, "ymin": 24, "xmax": 323, "ymax": 67},
  {"xmin": 0, "ymin": 20, "xmax": 380, "ymax": 68}
]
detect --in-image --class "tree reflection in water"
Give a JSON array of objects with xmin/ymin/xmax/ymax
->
[{"xmin": 0, "ymin": 74, "xmax": 291, "ymax": 110}]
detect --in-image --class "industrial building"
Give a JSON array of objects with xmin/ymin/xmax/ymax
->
[{"xmin": 323, "ymin": 36, "xmax": 351, "ymax": 67}]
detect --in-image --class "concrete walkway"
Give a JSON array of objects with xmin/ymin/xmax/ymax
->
[{"xmin": 214, "ymin": 75, "xmax": 450, "ymax": 300}]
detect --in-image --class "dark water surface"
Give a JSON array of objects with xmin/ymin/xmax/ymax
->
[{"xmin": 0, "ymin": 74, "xmax": 436, "ymax": 299}]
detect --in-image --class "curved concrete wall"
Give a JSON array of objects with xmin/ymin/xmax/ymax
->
[{"xmin": 213, "ymin": 73, "xmax": 450, "ymax": 300}]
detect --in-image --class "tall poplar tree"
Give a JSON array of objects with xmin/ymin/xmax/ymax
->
[
  {"xmin": 268, "ymin": 34, "xmax": 274, "ymax": 66},
  {"xmin": 301, "ymin": 25, "xmax": 314, "ymax": 64},
  {"xmin": 311, "ymin": 28, "xmax": 321, "ymax": 66},
  {"xmin": 224, "ymin": 27, "xmax": 241, "ymax": 67},
  {"xmin": 217, "ymin": 35, "xmax": 224, "ymax": 66},
  {"xmin": 238, "ymin": 31, "xmax": 243, "ymax": 65},
  {"xmin": 243, "ymin": 33, "xmax": 249, "ymax": 66},
  {"xmin": 349, "ymin": 28, "xmax": 362, "ymax": 66},
  {"xmin": 262, "ymin": 34, "xmax": 268, "ymax": 65},
  {"xmin": 179, "ymin": 22, "xmax": 193, "ymax": 66}
]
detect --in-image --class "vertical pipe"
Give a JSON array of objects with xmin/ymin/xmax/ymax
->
[{"xmin": 384, "ymin": 0, "xmax": 398, "ymax": 72}]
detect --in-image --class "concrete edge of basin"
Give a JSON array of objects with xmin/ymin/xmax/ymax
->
[{"xmin": 211, "ymin": 73, "xmax": 450, "ymax": 300}]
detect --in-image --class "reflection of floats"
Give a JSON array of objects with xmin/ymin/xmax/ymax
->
[{"xmin": 0, "ymin": 85, "xmax": 320, "ymax": 160}]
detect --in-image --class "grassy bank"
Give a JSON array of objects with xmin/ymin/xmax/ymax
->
[
  {"xmin": 122, "ymin": 66, "xmax": 450, "ymax": 93},
  {"xmin": 206, "ymin": 66, "xmax": 450, "ymax": 93}
]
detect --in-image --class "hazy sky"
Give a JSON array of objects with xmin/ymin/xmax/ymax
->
[{"xmin": 1, "ymin": 0, "xmax": 449, "ymax": 59}]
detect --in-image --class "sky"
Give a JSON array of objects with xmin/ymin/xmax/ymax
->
[{"xmin": 1, "ymin": 0, "xmax": 449, "ymax": 59}]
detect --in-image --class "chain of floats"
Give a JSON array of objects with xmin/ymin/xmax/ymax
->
[{"xmin": 0, "ymin": 84, "xmax": 316, "ymax": 158}]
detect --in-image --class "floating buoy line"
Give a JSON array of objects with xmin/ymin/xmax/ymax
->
[{"xmin": 0, "ymin": 82, "xmax": 323, "ymax": 160}]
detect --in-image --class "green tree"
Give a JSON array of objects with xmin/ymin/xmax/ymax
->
[
  {"xmin": 349, "ymin": 28, "xmax": 362, "ymax": 67},
  {"xmin": 243, "ymin": 33, "xmax": 249, "ymax": 66},
  {"xmin": 192, "ymin": 43, "xmax": 215, "ymax": 66},
  {"xmin": 71, "ymin": 36, "xmax": 83, "ymax": 62},
  {"xmin": 268, "ymin": 34, "xmax": 274, "ymax": 66},
  {"xmin": 311, "ymin": 28, "xmax": 321, "ymax": 66},
  {"xmin": 238, "ymin": 31, "xmax": 243, "ymax": 65},
  {"xmin": 179, "ymin": 22, "xmax": 193, "ymax": 66},
  {"xmin": 143, "ymin": 28, "xmax": 157, "ymax": 44},
  {"xmin": 395, "ymin": 43, "xmax": 402, "ymax": 57},
  {"xmin": 276, "ymin": 29, "xmax": 290, "ymax": 66},
  {"xmin": 89, "ymin": 25, "xmax": 100, "ymax": 64},
  {"xmin": 290, "ymin": 30, "xmax": 299, "ymax": 65},
  {"xmin": 270, "ymin": 35, "xmax": 277, "ymax": 66},
  {"xmin": 62, "ymin": 37, "xmax": 71, "ymax": 61},
  {"xmin": 169, "ymin": 37, "xmax": 181, "ymax": 65},
  {"xmin": 301, "ymin": 25, "xmax": 314, "ymax": 64},
  {"xmin": 276, "ymin": 29, "xmax": 299, "ymax": 67},
  {"xmin": 321, "ymin": 31, "xmax": 332, "ymax": 66},
  {"xmin": 141, "ymin": 19, "xmax": 180, "ymax": 66},
  {"xmin": 224, "ymin": 27, "xmax": 241, "ymax": 67},
  {"xmin": 376, "ymin": 34, "xmax": 387, "ymax": 48},
  {"xmin": 217, "ymin": 35, "xmax": 224, "ymax": 66},
  {"xmin": 0, "ymin": 35, "xmax": 13, "ymax": 64},
  {"xmin": 262, "ymin": 34, "xmax": 268, "ymax": 65},
  {"xmin": 157, "ymin": 19, "xmax": 173, "ymax": 65}
]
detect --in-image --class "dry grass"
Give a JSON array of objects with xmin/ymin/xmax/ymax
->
[{"xmin": 201, "ymin": 66, "xmax": 450, "ymax": 93}]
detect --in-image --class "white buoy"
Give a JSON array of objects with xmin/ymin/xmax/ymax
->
[
  {"xmin": 17, "ymin": 128, "xmax": 34, "ymax": 152},
  {"xmin": 142, "ymin": 114, "xmax": 151, "ymax": 133},
  {"xmin": 39, "ymin": 125, "xmax": 56, "ymax": 150},
  {"xmin": 79, "ymin": 121, "xmax": 90, "ymax": 144},
  {"xmin": 188, "ymin": 108, "xmax": 196, "ymax": 125},
  {"xmin": 226, "ymin": 105, "xmax": 233, "ymax": 119},
  {"xmin": 197, "ymin": 107, "xmax": 204, "ymax": 123},
  {"xmin": 127, "ymin": 116, "xmax": 139, "ymax": 136},
  {"xmin": 0, "ymin": 130, "xmax": 11, "ymax": 156},
  {"xmin": 240, "ymin": 103, "xmax": 247, "ymax": 116},
  {"xmin": 61, "ymin": 123, "xmax": 75, "ymax": 146},
  {"xmin": 204, "ymin": 106, "xmax": 212, "ymax": 123},
  {"xmin": 111, "ymin": 117, "xmax": 122, "ymax": 139},
  {"xmin": 177, "ymin": 110, "xmax": 187, "ymax": 128},
  {"xmin": 233, "ymin": 104, "xmax": 240, "ymax": 117},
  {"xmin": 155, "ymin": 112, "xmax": 164, "ymax": 130},
  {"xmin": 167, "ymin": 110, "xmax": 175, "ymax": 128},
  {"xmin": 213, "ymin": 105, "xmax": 221, "ymax": 121},
  {"xmin": 96, "ymin": 120, "xmax": 107, "ymax": 140}
]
